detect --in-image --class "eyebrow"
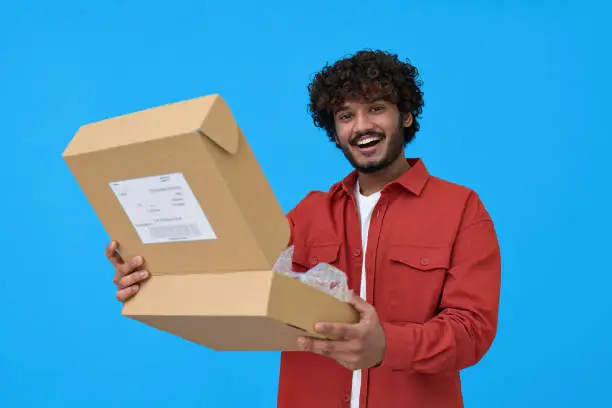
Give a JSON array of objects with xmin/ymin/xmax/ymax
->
[{"xmin": 333, "ymin": 105, "xmax": 350, "ymax": 115}]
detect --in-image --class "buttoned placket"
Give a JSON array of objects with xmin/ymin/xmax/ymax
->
[
  {"xmin": 345, "ymin": 196, "xmax": 363, "ymax": 288},
  {"xmin": 344, "ymin": 191, "xmax": 391, "ymax": 408},
  {"xmin": 361, "ymin": 194, "xmax": 390, "ymax": 408},
  {"xmin": 366, "ymin": 194, "xmax": 388, "ymax": 302}
]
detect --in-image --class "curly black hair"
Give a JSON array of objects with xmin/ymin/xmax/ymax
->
[{"xmin": 307, "ymin": 49, "xmax": 425, "ymax": 145}]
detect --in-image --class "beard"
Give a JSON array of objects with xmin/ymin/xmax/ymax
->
[{"xmin": 338, "ymin": 119, "xmax": 406, "ymax": 174}]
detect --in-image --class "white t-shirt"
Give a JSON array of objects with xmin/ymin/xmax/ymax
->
[{"xmin": 351, "ymin": 181, "xmax": 381, "ymax": 408}]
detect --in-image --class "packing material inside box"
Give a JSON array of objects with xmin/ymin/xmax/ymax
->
[{"xmin": 62, "ymin": 94, "xmax": 359, "ymax": 351}]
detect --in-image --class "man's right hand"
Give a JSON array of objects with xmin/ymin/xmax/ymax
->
[{"xmin": 106, "ymin": 240, "xmax": 150, "ymax": 302}]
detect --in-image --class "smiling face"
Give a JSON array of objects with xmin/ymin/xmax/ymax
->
[
  {"xmin": 307, "ymin": 50, "xmax": 425, "ymax": 179},
  {"xmin": 333, "ymin": 99, "xmax": 413, "ymax": 174}
]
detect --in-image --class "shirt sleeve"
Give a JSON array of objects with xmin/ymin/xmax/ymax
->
[
  {"xmin": 378, "ymin": 191, "xmax": 502, "ymax": 374},
  {"xmin": 285, "ymin": 190, "xmax": 321, "ymax": 248},
  {"xmin": 286, "ymin": 209, "xmax": 296, "ymax": 247}
]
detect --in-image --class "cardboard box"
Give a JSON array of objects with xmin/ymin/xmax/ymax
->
[{"xmin": 62, "ymin": 94, "xmax": 359, "ymax": 351}]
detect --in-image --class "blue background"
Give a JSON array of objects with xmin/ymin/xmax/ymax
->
[{"xmin": 1, "ymin": 1, "xmax": 610, "ymax": 407}]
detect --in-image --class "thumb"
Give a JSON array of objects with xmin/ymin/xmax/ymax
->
[{"xmin": 348, "ymin": 291, "xmax": 372, "ymax": 318}]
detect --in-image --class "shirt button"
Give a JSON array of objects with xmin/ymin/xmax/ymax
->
[
  {"xmin": 310, "ymin": 256, "xmax": 318, "ymax": 265},
  {"xmin": 420, "ymin": 257, "xmax": 429, "ymax": 266},
  {"xmin": 353, "ymin": 249, "xmax": 361, "ymax": 257},
  {"xmin": 343, "ymin": 395, "xmax": 350, "ymax": 402}
]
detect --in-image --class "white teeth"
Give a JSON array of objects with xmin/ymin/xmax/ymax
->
[{"xmin": 356, "ymin": 136, "xmax": 381, "ymax": 146}]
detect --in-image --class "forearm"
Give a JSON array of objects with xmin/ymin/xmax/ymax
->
[
  {"xmin": 380, "ymin": 307, "xmax": 497, "ymax": 373},
  {"xmin": 379, "ymin": 217, "xmax": 501, "ymax": 374}
]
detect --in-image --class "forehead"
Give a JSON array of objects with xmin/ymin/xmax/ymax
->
[{"xmin": 337, "ymin": 98, "xmax": 392, "ymax": 109}]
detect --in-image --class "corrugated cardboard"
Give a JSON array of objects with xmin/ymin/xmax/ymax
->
[{"xmin": 62, "ymin": 94, "xmax": 359, "ymax": 351}]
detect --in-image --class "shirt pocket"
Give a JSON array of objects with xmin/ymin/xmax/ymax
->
[
  {"xmin": 291, "ymin": 242, "xmax": 341, "ymax": 272},
  {"xmin": 381, "ymin": 244, "xmax": 450, "ymax": 323}
]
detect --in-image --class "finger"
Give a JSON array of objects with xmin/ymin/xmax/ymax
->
[
  {"xmin": 298, "ymin": 337, "xmax": 326, "ymax": 354},
  {"xmin": 117, "ymin": 269, "xmax": 149, "ymax": 289},
  {"xmin": 315, "ymin": 322, "xmax": 360, "ymax": 340},
  {"xmin": 116, "ymin": 285, "xmax": 140, "ymax": 302},
  {"xmin": 113, "ymin": 256, "xmax": 143, "ymax": 285},
  {"xmin": 117, "ymin": 256, "xmax": 143, "ymax": 276},
  {"xmin": 106, "ymin": 241, "xmax": 123, "ymax": 267},
  {"xmin": 297, "ymin": 336, "xmax": 312, "ymax": 351},
  {"xmin": 347, "ymin": 292, "xmax": 372, "ymax": 315},
  {"xmin": 310, "ymin": 338, "xmax": 356, "ymax": 357},
  {"xmin": 309, "ymin": 339, "xmax": 336, "ymax": 356}
]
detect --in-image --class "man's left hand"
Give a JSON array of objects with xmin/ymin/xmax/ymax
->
[{"xmin": 297, "ymin": 292, "xmax": 386, "ymax": 371}]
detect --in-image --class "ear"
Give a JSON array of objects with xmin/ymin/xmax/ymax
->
[{"xmin": 403, "ymin": 113, "xmax": 414, "ymax": 128}]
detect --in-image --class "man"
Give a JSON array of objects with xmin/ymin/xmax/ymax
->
[{"xmin": 106, "ymin": 49, "xmax": 501, "ymax": 408}]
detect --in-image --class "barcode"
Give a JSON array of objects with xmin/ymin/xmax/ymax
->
[{"xmin": 147, "ymin": 223, "xmax": 202, "ymax": 240}]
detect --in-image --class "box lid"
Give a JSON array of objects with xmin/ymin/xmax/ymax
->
[{"xmin": 62, "ymin": 94, "xmax": 240, "ymax": 157}]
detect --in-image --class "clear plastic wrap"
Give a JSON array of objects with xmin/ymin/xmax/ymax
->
[{"xmin": 272, "ymin": 245, "xmax": 351, "ymax": 302}]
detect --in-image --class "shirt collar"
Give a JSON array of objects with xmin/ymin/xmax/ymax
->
[{"xmin": 334, "ymin": 158, "xmax": 430, "ymax": 197}]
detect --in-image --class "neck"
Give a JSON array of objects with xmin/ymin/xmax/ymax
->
[{"xmin": 357, "ymin": 156, "xmax": 411, "ymax": 196}]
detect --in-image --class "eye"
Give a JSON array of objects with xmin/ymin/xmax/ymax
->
[
  {"xmin": 371, "ymin": 105, "xmax": 385, "ymax": 112},
  {"xmin": 337, "ymin": 112, "xmax": 353, "ymax": 121}
]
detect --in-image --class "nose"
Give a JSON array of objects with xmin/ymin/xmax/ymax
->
[{"xmin": 352, "ymin": 111, "xmax": 375, "ymax": 135}]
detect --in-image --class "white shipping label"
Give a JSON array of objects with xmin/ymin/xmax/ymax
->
[{"xmin": 109, "ymin": 172, "xmax": 217, "ymax": 244}]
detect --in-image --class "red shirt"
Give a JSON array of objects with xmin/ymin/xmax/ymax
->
[{"xmin": 277, "ymin": 158, "xmax": 501, "ymax": 408}]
